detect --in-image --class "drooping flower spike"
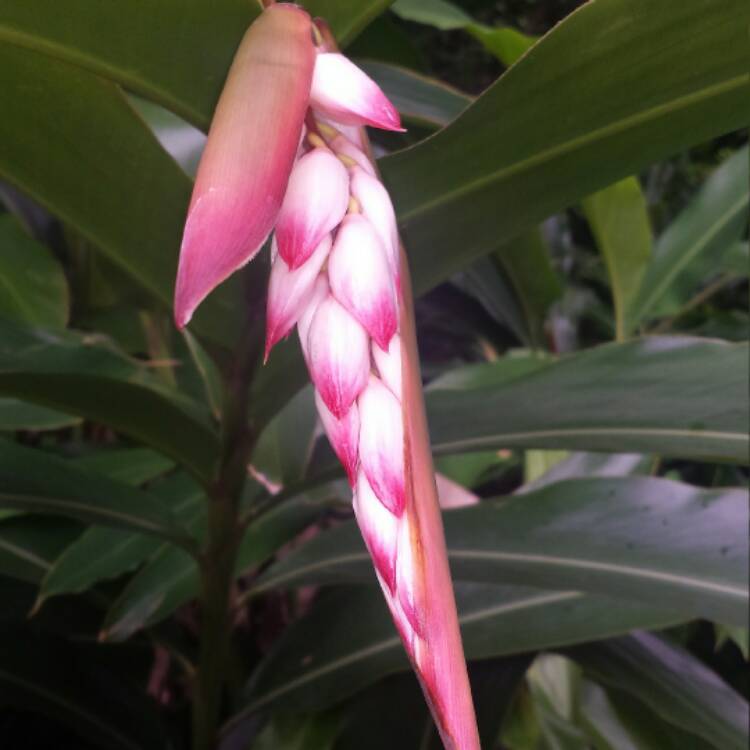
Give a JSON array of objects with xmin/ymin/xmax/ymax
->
[{"xmin": 174, "ymin": 5, "xmax": 479, "ymax": 748}]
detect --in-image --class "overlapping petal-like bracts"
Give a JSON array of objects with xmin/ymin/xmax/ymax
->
[
  {"xmin": 328, "ymin": 214, "xmax": 398, "ymax": 350},
  {"xmin": 173, "ymin": 4, "xmax": 314, "ymax": 328},
  {"xmin": 173, "ymin": 6, "xmax": 479, "ymax": 747},
  {"xmin": 274, "ymin": 148, "xmax": 349, "ymax": 269}
]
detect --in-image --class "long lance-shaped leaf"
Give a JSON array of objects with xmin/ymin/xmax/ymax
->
[
  {"xmin": 233, "ymin": 584, "xmax": 680, "ymax": 720},
  {"xmin": 426, "ymin": 337, "xmax": 748, "ymax": 464},
  {"xmin": 628, "ymin": 145, "xmax": 750, "ymax": 326},
  {"xmin": 0, "ymin": 319, "xmax": 220, "ymax": 481},
  {"xmin": 0, "ymin": 440, "xmax": 196, "ymax": 551},
  {"xmin": 566, "ymin": 632, "xmax": 750, "ymax": 750},
  {"xmin": 381, "ymin": 0, "xmax": 750, "ymax": 294},
  {"xmin": 251, "ymin": 477, "xmax": 749, "ymax": 626},
  {"xmin": 0, "ymin": 1, "xmax": 382, "ymax": 129}
]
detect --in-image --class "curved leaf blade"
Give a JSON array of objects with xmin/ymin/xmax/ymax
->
[
  {"xmin": 0, "ymin": 320, "xmax": 220, "ymax": 481},
  {"xmin": 629, "ymin": 146, "xmax": 750, "ymax": 325},
  {"xmin": 427, "ymin": 337, "xmax": 748, "ymax": 463},
  {"xmin": 0, "ymin": 441, "xmax": 195, "ymax": 549},
  {"xmin": 567, "ymin": 632, "xmax": 749, "ymax": 750},
  {"xmin": 380, "ymin": 0, "xmax": 750, "ymax": 294},
  {"xmin": 236, "ymin": 584, "xmax": 680, "ymax": 717},
  {"xmin": 0, "ymin": 214, "xmax": 69, "ymax": 328},
  {"xmin": 582, "ymin": 177, "xmax": 653, "ymax": 339},
  {"xmin": 253, "ymin": 477, "xmax": 749, "ymax": 625}
]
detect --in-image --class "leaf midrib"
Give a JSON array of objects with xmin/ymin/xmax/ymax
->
[
  {"xmin": 254, "ymin": 548, "xmax": 746, "ymax": 604},
  {"xmin": 0, "ymin": 492, "xmax": 179, "ymax": 541}
]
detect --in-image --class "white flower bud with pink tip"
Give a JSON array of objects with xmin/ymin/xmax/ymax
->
[
  {"xmin": 275, "ymin": 148, "xmax": 349, "ymax": 269},
  {"xmin": 310, "ymin": 53, "xmax": 404, "ymax": 132},
  {"xmin": 307, "ymin": 296, "xmax": 370, "ymax": 419},
  {"xmin": 330, "ymin": 133, "xmax": 376, "ymax": 176},
  {"xmin": 297, "ymin": 274, "xmax": 329, "ymax": 365},
  {"xmin": 350, "ymin": 167, "xmax": 400, "ymax": 283},
  {"xmin": 372, "ymin": 334, "xmax": 402, "ymax": 401},
  {"xmin": 315, "ymin": 390, "xmax": 360, "ymax": 485},
  {"xmin": 358, "ymin": 375, "xmax": 405, "ymax": 516},
  {"xmin": 353, "ymin": 470, "xmax": 398, "ymax": 592},
  {"xmin": 328, "ymin": 214, "xmax": 398, "ymax": 351},
  {"xmin": 265, "ymin": 234, "xmax": 331, "ymax": 359}
]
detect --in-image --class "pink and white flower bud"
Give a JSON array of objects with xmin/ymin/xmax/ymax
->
[
  {"xmin": 265, "ymin": 234, "xmax": 331, "ymax": 359},
  {"xmin": 310, "ymin": 53, "xmax": 404, "ymax": 132},
  {"xmin": 275, "ymin": 148, "xmax": 350, "ymax": 270},
  {"xmin": 330, "ymin": 133, "xmax": 375, "ymax": 176},
  {"xmin": 297, "ymin": 274, "xmax": 329, "ymax": 365},
  {"xmin": 350, "ymin": 167, "xmax": 400, "ymax": 283},
  {"xmin": 357, "ymin": 375, "xmax": 405, "ymax": 516},
  {"xmin": 315, "ymin": 390, "xmax": 360, "ymax": 485},
  {"xmin": 328, "ymin": 214, "xmax": 398, "ymax": 351},
  {"xmin": 353, "ymin": 471, "xmax": 398, "ymax": 592},
  {"xmin": 307, "ymin": 296, "xmax": 370, "ymax": 419},
  {"xmin": 372, "ymin": 334, "xmax": 402, "ymax": 401}
]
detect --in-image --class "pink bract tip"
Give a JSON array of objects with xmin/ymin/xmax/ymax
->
[{"xmin": 310, "ymin": 53, "xmax": 405, "ymax": 132}]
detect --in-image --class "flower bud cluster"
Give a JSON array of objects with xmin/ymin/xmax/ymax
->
[{"xmin": 264, "ymin": 52, "xmax": 425, "ymax": 651}]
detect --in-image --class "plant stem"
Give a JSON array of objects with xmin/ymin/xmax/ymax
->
[{"xmin": 192, "ymin": 265, "xmax": 267, "ymax": 750}]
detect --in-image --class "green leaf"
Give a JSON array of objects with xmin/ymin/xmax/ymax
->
[
  {"xmin": 629, "ymin": 146, "xmax": 750, "ymax": 325},
  {"xmin": 567, "ymin": 632, "xmax": 749, "ymax": 750},
  {"xmin": 391, "ymin": 0, "xmax": 472, "ymax": 29},
  {"xmin": 522, "ymin": 452, "xmax": 650, "ymax": 492},
  {"xmin": 252, "ymin": 386, "xmax": 319, "ymax": 487},
  {"xmin": 582, "ymin": 177, "xmax": 653, "ymax": 339},
  {"xmin": 0, "ymin": 516, "xmax": 80, "ymax": 584},
  {"xmin": 0, "ymin": 45, "xmax": 240, "ymax": 344},
  {"xmin": 0, "ymin": 48, "xmax": 188, "ymax": 307},
  {"xmin": 253, "ymin": 477, "xmax": 748, "ymax": 625},
  {"xmin": 0, "ymin": 440, "xmax": 195, "ymax": 549},
  {"xmin": 0, "ymin": 398, "xmax": 79, "ymax": 431},
  {"xmin": 579, "ymin": 680, "xmax": 713, "ymax": 750},
  {"xmin": 360, "ymin": 60, "xmax": 471, "ymax": 129},
  {"xmin": 716, "ymin": 623, "xmax": 749, "ymax": 660},
  {"xmin": 495, "ymin": 229, "xmax": 564, "ymax": 348},
  {"xmin": 71, "ymin": 448, "xmax": 175, "ymax": 487},
  {"xmin": 101, "ymin": 493, "xmax": 331, "ymax": 640},
  {"xmin": 0, "ymin": 214, "xmax": 69, "ymax": 327},
  {"xmin": 454, "ymin": 256, "xmax": 530, "ymax": 344},
  {"xmin": 0, "ymin": 628, "xmax": 171, "ymax": 750},
  {"xmin": 0, "ymin": 1, "xmax": 386, "ymax": 130},
  {"xmin": 426, "ymin": 337, "xmax": 748, "ymax": 463},
  {"xmin": 392, "ymin": 0, "xmax": 538, "ymax": 67},
  {"xmin": 0, "ymin": 319, "xmax": 220, "ymax": 481},
  {"xmin": 39, "ymin": 473, "xmax": 204, "ymax": 604},
  {"xmin": 381, "ymin": 0, "xmax": 750, "ymax": 295},
  {"xmin": 127, "ymin": 94, "xmax": 205, "ymax": 178},
  {"xmin": 237, "ymin": 585, "xmax": 680, "ymax": 716},
  {"xmin": 467, "ymin": 24, "xmax": 536, "ymax": 68}
]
